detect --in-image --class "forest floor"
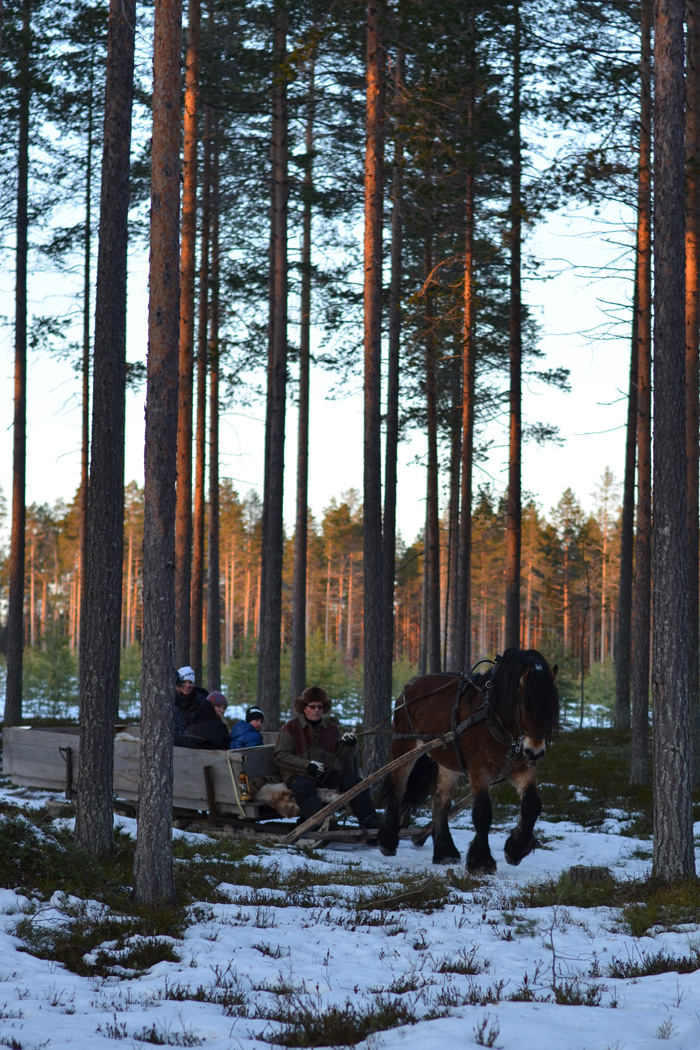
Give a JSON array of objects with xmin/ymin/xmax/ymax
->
[{"xmin": 1, "ymin": 728, "xmax": 700, "ymax": 1050}]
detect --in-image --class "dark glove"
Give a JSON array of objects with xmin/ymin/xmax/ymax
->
[
  {"xmin": 341, "ymin": 732, "xmax": 357, "ymax": 747},
  {"xmin": 306, "ymin": 760, "xmax": 325, "ymax": 779}
]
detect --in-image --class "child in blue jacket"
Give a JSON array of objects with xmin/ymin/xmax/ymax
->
[{"xmin": 230, "ymin": 706, "xmax": 265, "ymax": 749}]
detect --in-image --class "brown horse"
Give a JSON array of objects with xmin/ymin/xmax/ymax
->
[{"xmin": 377, "ymin": 648, "xmax": 559, "ymax": 874}]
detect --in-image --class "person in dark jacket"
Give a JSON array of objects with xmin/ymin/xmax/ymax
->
[
  {"xmin": 274, "ymin": 685, "xmax": 380, "ymax": 828},
  {"xmin": 174, "ymin": 670, "xmax": 230, "ymax": 749},
  {"xmin": 173, "ymin": 666, "xmax": 206, "ymax": 739},
  {"xmin": 230, "ymin": 706, "xmax": 265, "ymax": 749}
]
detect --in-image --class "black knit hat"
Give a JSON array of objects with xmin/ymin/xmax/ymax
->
[{"xmin": 246, "ymin": 706, "xmax": 265, "ymax": 723}]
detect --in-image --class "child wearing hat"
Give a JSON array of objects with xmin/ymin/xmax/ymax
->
[{"xmin": 230, "ymin": 706, "xmax": 265, "ymax": 749}]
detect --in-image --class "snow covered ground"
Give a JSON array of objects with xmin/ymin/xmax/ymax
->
[{"xmin": 1, "ymin": 781, "xmax": 699, "ymax": 1050}]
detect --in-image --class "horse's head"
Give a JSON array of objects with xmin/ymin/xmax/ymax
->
[{"xmin": 491, "ymin": 649, "xmax": 559, "ymax": 762}]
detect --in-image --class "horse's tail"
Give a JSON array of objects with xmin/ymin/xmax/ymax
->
[{"xmin": 397, "ymin": 754, "xmax": 438, "ymax": 826}]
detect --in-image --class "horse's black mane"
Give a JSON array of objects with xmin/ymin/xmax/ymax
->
[{"xmin": 474, "ymin": 648, "xmax": 559, "ymax": 740}]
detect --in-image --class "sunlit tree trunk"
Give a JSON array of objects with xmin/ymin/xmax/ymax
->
[
  {"xmin": 134, "ymin": 0, "xmax": 182, "ymax": 906},
  {"xmin": 651, "ymin": 0, "xmax": 695, "ymax": 882},
  {"xmin": 454, "ymin": 82, "xmax": 476, "ymax": 673},
  {"xmin": 207, "ymin": 119, "xmax": 221, "ymax": 692},
  {"xmin": 685, "ymin": 0, "xmax": 700, "ymax": 783},
  {"xmin": 190, "ymin": 102, "xmax": 211, "ymax": 683},
  {"xmin": 630, "ymin": 0, "xmax": 652, "ymax": 783},
  {"xmin": 5, "ymin": 0, "xmax": 31, "ymax": 727},
  {"xmin": 362, "ymin": 0, "xmax": 386, "ymax": 768},
  {"xmin": 445, "ymin": 352, "xmax": 461, "ymax": 669},
  {"xmin": 174, "ymin": 0, "xmax": 201, "ymax": 667},
  {"xmin": 424, "ymin": 236, "xmax": 441, "ymax": 673}
]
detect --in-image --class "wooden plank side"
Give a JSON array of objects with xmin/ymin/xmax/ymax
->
[
  {"xmin": 2, "ymin": 727, "xmax": 79, "ymax": 790},
  {"xmin": 2, "ymin": 727, "xmax": 284, "ymax": 818}
]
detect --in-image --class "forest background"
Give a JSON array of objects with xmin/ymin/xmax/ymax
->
[{"xmin": 0, "ymin": 0, "xmax": 655, "ymax": 730}]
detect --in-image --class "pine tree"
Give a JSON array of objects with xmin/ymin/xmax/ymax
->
[{"xmin": 134, "ymin": 0, "xmax": 182, "ymax": 907}]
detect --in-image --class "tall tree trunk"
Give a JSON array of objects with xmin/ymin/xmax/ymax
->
[
  {"xmin": 4, "ymin": 0, "xmax": 30, "ymax": 727},
  {"xmin": 133, "ymin": 0, "xmax": 182, "ymax": 906},
  {"xmin": 419, "ymin": 527, "xmax": 428, "ymax": 675},
  {"xmin": 630, "ymin": 0, "xmax": 652, "ymax": 783},
  {"xmin": 362, "ymin": 0, "xmax": 386, "ymax": 769},
  {"xmin": 424, "ymin": 236, "xmax": 441, "ymax": 673},
  {"xmin": 75, "ymin": 0, "xmax": 136, "ymax": 854},
  {"xmin": 381, "ymin": 43, "xmax": 404, "ymax": 724},
  {"xmin": 445, "ymin": 348, "xmax": 461, "ymax": 669},
  {"xmin": 78, "ymin": 56, "xmax": 95, "ymax": 665},
  {"xmin": 174, "ymin": 0, "xmax": 201, "ymax": 667},
  {"xmin": 257, "ymin": 0, "xmax": 288, "ymax": 728},
  {"xmin": 453, "ymin": 25, "xmax": 476, "ymax": 672},
  {"xmin": 505, "ymin": 0, "xmax": 522, "ymax": 650},
  {"xmin": 685, "ymin": 0, "xmax": 700, "ymax": 783},
  {"xmin": 190, "ymin": 103, "xmax": 211, "ymax": 683},
  {"xmin": 616, "ymin": 306, "xmax": 640, "ymax": 722},
  {"xmin": 651, "ymin": 0, "xmax": 695, "ymax": 881},
  {"xmin": 206, "ymin": 120, "xmax": 221, "ymax": 692},
  {"xmin": 290, "ymin": 62, "xmax": 314, "ymax": 702}
]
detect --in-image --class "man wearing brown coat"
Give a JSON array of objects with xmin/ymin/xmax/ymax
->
[{"xmin": 274, "ymin": 685, "xmax": 380, "ymax": 828}]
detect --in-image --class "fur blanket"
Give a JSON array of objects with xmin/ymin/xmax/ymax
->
[{"xmin": 254, "ymin": 780, "xmax": 339, "ymax": 820}]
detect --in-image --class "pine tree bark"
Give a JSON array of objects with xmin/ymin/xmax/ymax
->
[
  {"xmin": 78, "ymin": 58, "xmax": 96, "ymax": 665},
  {"xmin": 290, "ymin": 63, "xmax": 315, "ymax": 702},
  {"xmin": 257, "ymin": 0, "xmax": 288, "ymax": 728},
  {"xmin": 133, "ymin": 0, "xmax": 182, "ymax": 906},
  {"xmin": 453, "ymin": 23, "xmax": 476, "ymax": 673},
  {"xmin": 362, "ymin": 0, "xmax": 386, "ymax": 769},
  {"xmin": 174, "ymin": 0, "xmax": 201, "ymax": 668},
  {"xmin": 630, "ymin": 0, "xmax": 652, "ymax": 782},
  {"xmin": 381, "ymin": 43, "xmax": 404, "ymax": 728},
  {"xmin": 74, "ymin": 0, "xmax": 136, "ymax": 854},
  {"xmin": 190, "ymin": 103, "xmax": 211, "ymax": 684},
  {"xmin": 206, "ymin": 121, "xmax": 221, "ymax": 692},
  {"xmin": 504, "ymin": 0, "xmax": 522, "ymax": 650},
  {"xmin": 615, "ymin": 331, "xmax": 636, "ymax": 732},
  {"xmin": 685, "ymin": 0, "xmax": 700, "ymax": 783},
  {"xmin": 424, "ymin": 237, "xmax": 441, "ymax": 673},
  {"xmin": 445, "ymin": 341, "xmax": 461, "ymax": 669},
  {"xmin": 651, "ymin": 0, "xmax": 695, "ymax": 881},
  {"xmin": 4, "ymin": 0, "xmax": 31, "ymax": 727}
]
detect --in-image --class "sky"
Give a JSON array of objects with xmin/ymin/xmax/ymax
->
[
  {"xmin": 1, "ymin": 756, "xmax": 700, "ymax": 1050},
  {"xmin": 0, "ymin": 201, "xmax": 633, "ymax": 547}
]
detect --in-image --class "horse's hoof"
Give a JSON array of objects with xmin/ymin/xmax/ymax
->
[
  {"xmin": 433, "ymin": 852, "xmax": 461, "ymax": 866},
  {"xmin": 379, "ymin": 845, "xmax": 397, "ymax": 857},
  {"xmin": 505, "ymin": 834, "xmax": 539, "ymax": 865},
  {"xmin": 467, "ymin": 860, "xmax": 497, "ymax": 876}
]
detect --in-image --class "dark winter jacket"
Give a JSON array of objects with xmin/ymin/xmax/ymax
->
[
  {"xmin": 175, "ymin": 687, "xmax": 231, "ymax": 749},
  {"xmin": 274, "ymin": 711, "xmax": 356, "ymax": 784},
  {"xmin": 229, "ymin": 720, "xmax": 264, "ymax": 750}
]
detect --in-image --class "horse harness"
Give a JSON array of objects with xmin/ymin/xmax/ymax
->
[{"xmin": 392, "ymin": 657, "xmax": 528, "ymax": 778}]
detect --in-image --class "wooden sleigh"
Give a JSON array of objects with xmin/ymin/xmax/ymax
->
[
  {"xmin": 2, "ymin": 724, "xmax": 469, "ymax": 847},
  {"xmin": 0, "ymin": 726, "xmax": 382, "ymax": 844}
]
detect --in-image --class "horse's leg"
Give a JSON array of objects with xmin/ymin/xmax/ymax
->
[
  {"xmin": 430, "ymin": 765, "xmax": 461, "ymax": 864},
  {"xmin": 377, "ymin": 757, "xmax": 416, "ymax": 857},
  {"xmin": 504, "ymin": 767, "xmax": 542, "ymax": 866},
  {"xmin": 466, "ymin": 771, "xmax": 497, "ymax": 875}
]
